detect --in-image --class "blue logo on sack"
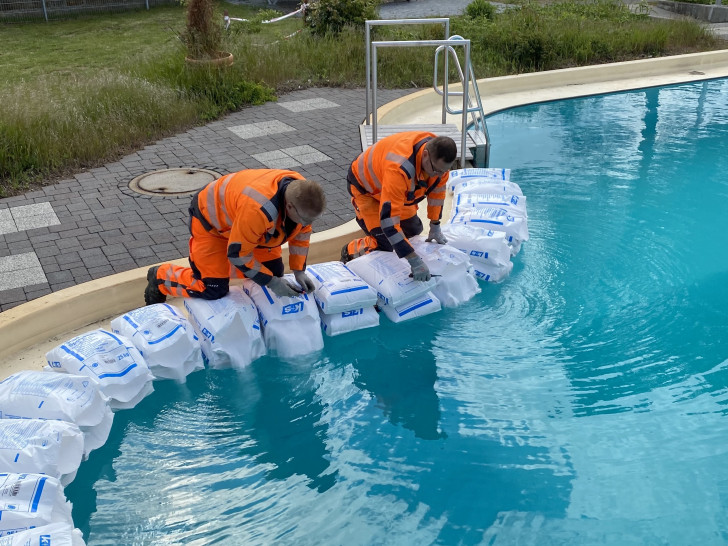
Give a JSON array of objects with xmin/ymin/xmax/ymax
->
[
  {"xmin": 342, "ymin": 309, "xmax": 361, "ymax": 317},
  {"xmin": 40, "ymin": 536, "xmax": 51, "ymax": 546},
  {"xmin": 511, "ymin": 196, "xmax": 519, "ymax": 205},
  {"xmin": 282, "ymin": 302, "xmax": 304, "ymax": 315},
  {"xmin": 470, "ymin": 250, "xmax": 484, "ymax": 258}
]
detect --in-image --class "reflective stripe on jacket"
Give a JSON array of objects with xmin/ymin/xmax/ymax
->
[
  {"xmin": 190, "ymin": 169, "xmax": 312, "ymax": 285},
  {"xmin": 349, "ymin": 131, "xmax": 449, "ymax": 258}
]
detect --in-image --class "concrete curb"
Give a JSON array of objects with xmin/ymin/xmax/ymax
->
[{"xmin": 656, "ymin": 0, "xmax": 728, "ymax": 23}]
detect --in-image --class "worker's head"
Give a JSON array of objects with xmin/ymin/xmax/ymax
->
[
  {"xmin": 285, "ymin": 179, "xmax": 327, "ymax": 226},
  {"xmin": 422, "ymin": 136, "xmax": 457, "ymax": 177}
]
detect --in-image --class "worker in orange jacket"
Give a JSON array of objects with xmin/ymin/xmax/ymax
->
[
  {"xmin": 341, "ymin": 132, "xmax": 457, "ymax": 281},
  {"xmin": 144, "ymin": 169, "xmax": 326, "ymax": 304}
]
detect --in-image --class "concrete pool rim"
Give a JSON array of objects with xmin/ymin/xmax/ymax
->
[{"xmin": 2, "ymin": 48, "xmax": 728, "ymax": 378}]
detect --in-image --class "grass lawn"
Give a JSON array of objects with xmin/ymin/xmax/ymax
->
[{"xmin": 0, "ymin": 0, "xmax": 724, "ymax": 196}]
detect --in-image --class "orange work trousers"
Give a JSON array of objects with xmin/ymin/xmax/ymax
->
[{"xmin": 155, "ymin": 216, "xmax": 283, "ymax": 300}]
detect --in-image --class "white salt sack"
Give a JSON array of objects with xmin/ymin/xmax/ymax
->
[
  {"xmin": 448, "ymin": 207, "xmax": 529, "ymax": 249},
  {"xmin": 0, "ymin": 473, "xmax": 73, "ymax": 535},
  {"xmin": 409, "ymin": 237, "xmax": 480, "ymax": 307},
  {"xmin": 319, "ymin": 305, "xmax": 380, "ymax": 336},
  {"xmin": 0, "ymin": 419, "xmax": 84, "ymax": 486},
  {"xmin": 0, "ymin": 371, "xmax": 113, "ymax": 457},
  {"xmin": 452, "ymin": 192, "xmax": 527, "ymax": 217},
  {"xmin": 346, "ymin": 250, "xmax": 438, "ymax": 307},
  {"xmin": 441, "ymin": 224, "xmax": 513, "ymax": 268},
  {"xmin": 243, "ymin": 276, "xmax": 324, "ymax": 359},
  {"xmin": 447, "ymin": 167, "xmax": 511, "ymax": 192},
  {"xmin": 471, "ymin": 260, "xmax": 514, "ymax": 283},
  {"xmin": 46, "ymin": 329, "xmax": 154, "ymax": 411},
  {"xmin": 111, "ymin": 303, "xmax": 204, "ymax": 383},
  {"xmin": 184, "ymin": 286, "xmax": 266, "ymax": 370},
  {"xmin": 0, "ymin": 522, "xmax": 86, "ymax": 546},
  {"xmin": 306, "ymin": 261, "xmax": 378, "ymax": 314},
  {"xmin": 380, "ymin": 292, "xmax": 441, "ymax": 323},
  {"xmin": 452, "ymin": 179, "xmax": 524, "ymax": 197}
]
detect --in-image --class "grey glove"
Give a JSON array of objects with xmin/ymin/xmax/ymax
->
[
  {"xmin": 425, "ymin": 221, "xmax": 447, "ymax": 244},
  {"xmin": 293, "ymin": 270, "xmax": 316, "ymax": 293},
  {"xmin": 266, "ymin": 276, "xmax": 300, "ymax": 298},
  {"xmin": 407, "ymin": 254, "xmax": 431, "ymax": 282}
]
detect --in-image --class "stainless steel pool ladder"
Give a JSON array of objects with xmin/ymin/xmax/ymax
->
[{"xmin": 364, "ymin": 19, "xmax": 491, "ymax": 167}]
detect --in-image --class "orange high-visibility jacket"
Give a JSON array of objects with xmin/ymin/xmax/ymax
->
[
  {"xmin": 190, "ymin": 169, "xmax": 312, "ymax": 285},
  {"xmin": 349, "ymin": 131, "xmax": 449, "ymax": 258}
]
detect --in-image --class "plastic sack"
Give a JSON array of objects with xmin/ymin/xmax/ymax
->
[
  {"xmin": 0, "ymin": 522, "xmax": 86, "ymax": 546},
  {"xmin": 111, "ymin": 303, "xmax": 204, "ymax": 383},
  {"xmin": 451, "ymin": 179, "xmax": 524, "ymax": 197},
  {"xmin": 346, "ymin": 250, "xmax": 438, "ymax": 307},
  {"xmin": 441, "ymin": 224, "xmax": 513, "ymax": 268},
  {"xmin": 184, "ymin": 286, "xmax": 266, "ymax": 370},
  {"xmin": 0, "ymin": 419, "xmax": 84, "ymax": 486},
  {"xmin": 243, "ymin": 276, "xmax": 324, "ymax": 359},
  {"xmin": 306, "ymin": 261, "xmax": 378, "ymax": 314},
  {"xmin": 452, "ymin": 192, "xmax": 527, "ymax": 217},
  {"xmin": 380, "ymin": 292, "xmax": 441, "ymax": 323},
  {"xmin": 409, "ymin": 237, "xmax": 480, "ymax": 307},
  {"xmin": 448, "ymin": 167, "xmax": 511, "ymax": 192},
  {"xmin": 0, "ymin": 371, "xmax": 113, "ymax": 457},
  {"xmin": 319, "ymin": 305, "xmax": 379, "ymax": 336},
  {"xmin": 0, "ymin": 473, "xmax": 73, "ymax": 536},
  {"xmin": 448, "ymin": 207, "xmax": 529, "ymax": 248},
  {"xmin": 471, "ymin": 260, "xmax": 514, "ymax": 283},
  {"xmin": 45, "ymin": 329, "xmax": 154, "ymax": 411}
]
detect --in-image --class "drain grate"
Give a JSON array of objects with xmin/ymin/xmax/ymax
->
[{"xmin": 128, "ymin": 168, "xmax": 221, "ymax": 197}]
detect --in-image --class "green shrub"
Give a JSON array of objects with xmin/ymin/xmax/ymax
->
[
  {"xmin": 465, "ymin": 0, "xmax": 496, "ymax": 20},
  {"xmin": 305, "ymin": 0, "xmax": 380, "ymax": 36}
]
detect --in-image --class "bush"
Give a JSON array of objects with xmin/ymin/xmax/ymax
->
[
  {"xmin": 305, "ymin": 0, "xmax": 379, "ymax": 36},
  {"xmin": 465, "ymin": 0, "xmax": 496, "ymax": 20}
]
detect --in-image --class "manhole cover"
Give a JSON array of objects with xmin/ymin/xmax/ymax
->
[{"xmin": 129, "ymin": 168, "xmax": 221, "ymax": 196}]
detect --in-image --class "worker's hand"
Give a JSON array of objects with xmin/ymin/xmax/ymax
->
[
  {"xmin": 406, "ymin": 254, "xmax": 431, "ymax": 282},
  {"xmin": 425, "ymin": 221, "xmax": 447, "ymax": 244},
  {"xmin": 266, "ymin": 276, "xmax": 300, "ymax": 299},
  {"xmin": 293, "ymin": 270, "xmax": 316, "ymax": 293}
]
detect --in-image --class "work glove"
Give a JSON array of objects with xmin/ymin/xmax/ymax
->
[
  {"xmin": 425, "ymin": 221, "xmax": 447, "ymax": 244},
  {"xmin": 266, "ymin": 276, "xmax": 300, "ymax": 299},
  {"xmin": 407, "ymin": 254, "xmax": 431, "ymax": 282},
  {"xmin": 293, "ymin": 270, "xmax": 316, "ymax": 293}
]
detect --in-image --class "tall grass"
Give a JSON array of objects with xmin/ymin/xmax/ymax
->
[{"xmin": 1, "ymin": 0, "xmax": 722, "ymax": 196}]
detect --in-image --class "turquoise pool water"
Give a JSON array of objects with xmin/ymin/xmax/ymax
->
[{"xmin": 66, "ymin": 78, "xmax": 728, "ymax": 545}]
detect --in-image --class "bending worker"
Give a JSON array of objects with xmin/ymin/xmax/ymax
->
[
  {"xmin": 340, "ymin": 131, "xmax": 457, "ymax": 281},
  {"xmin": 144, "ymin": 169, "xmax": 326, "ymax": 305}
]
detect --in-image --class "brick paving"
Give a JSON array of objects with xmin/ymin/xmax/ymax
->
[{"xmin": 0, "ymin": 87, "xmax": 412, "ymax": 311}]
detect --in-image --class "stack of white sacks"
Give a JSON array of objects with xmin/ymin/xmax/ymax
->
[
  {"xmin": 306, "ymin": 261, "xmax": 379, "ymax": 336},
  {"xmin": 0, "ymin": 302, "xmax": 205, "ymax": 542},
  {"xmin": 444, "ymin": 168, "xmax": 529, "ymax": 282},
  {"xmin": 0, "ymin": 165, "xmax": 527, "ymax": 539}
]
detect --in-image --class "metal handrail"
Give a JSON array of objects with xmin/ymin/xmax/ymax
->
[
  {"xmin": 371, "ymin": 39, "xmax": 471, "ymax": 169},
  {"xmin": 364, "ymin": 19, "xmax": 491, "ymax": 168},
  {"xmin": 364, "ymin": 19, "xmax": 450, "ymax": 128},
  {"xmin": 433, "ymin": 35, "xmax": 490, "ymax": 160}
]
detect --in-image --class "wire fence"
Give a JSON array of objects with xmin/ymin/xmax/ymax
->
[{"xmin": 0, "ymin": 0, "xmax": 177, "ymax": 23}]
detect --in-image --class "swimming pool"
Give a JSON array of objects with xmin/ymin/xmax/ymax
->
[{"xmin": 65, "ymin": 78, "xmax": 728, "ymax": 545}]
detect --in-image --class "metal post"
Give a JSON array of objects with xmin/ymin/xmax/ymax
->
[
  {"xmin": 365, "ymin": 22, "xmax": 372, "ymax": 125},
  {"xmin": 442, "ymin": 20, "xmax": 450, "ymax": 125},
  {"xmin": 373, "ymin": 46, "xmax": 378, "ymax": 143},
  {"xmin": 41, "ymin": 0, "xmax": 48, "ymax": 21},
  {"xmin": 461, "ymin": 42, "xmax": 470, "ymax": 169}
]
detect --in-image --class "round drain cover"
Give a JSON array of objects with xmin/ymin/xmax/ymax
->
[{"xmin": 129, "ymin": 168, "xmax": 221, "ymax": 196}]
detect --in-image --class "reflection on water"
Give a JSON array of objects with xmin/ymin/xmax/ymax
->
[{"xmin": 67, "ymin": 79, "xmax": 728, "ymax": 545}]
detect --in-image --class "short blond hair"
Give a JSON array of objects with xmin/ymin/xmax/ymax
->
[{"xmin": 286, "ymin": 179, "xmax": 326, "ymax": 217}]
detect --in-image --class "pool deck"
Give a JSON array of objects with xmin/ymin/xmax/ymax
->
[{"xmin": 1, "ymin": 0, "xmax": 728, "ymax": 377}]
